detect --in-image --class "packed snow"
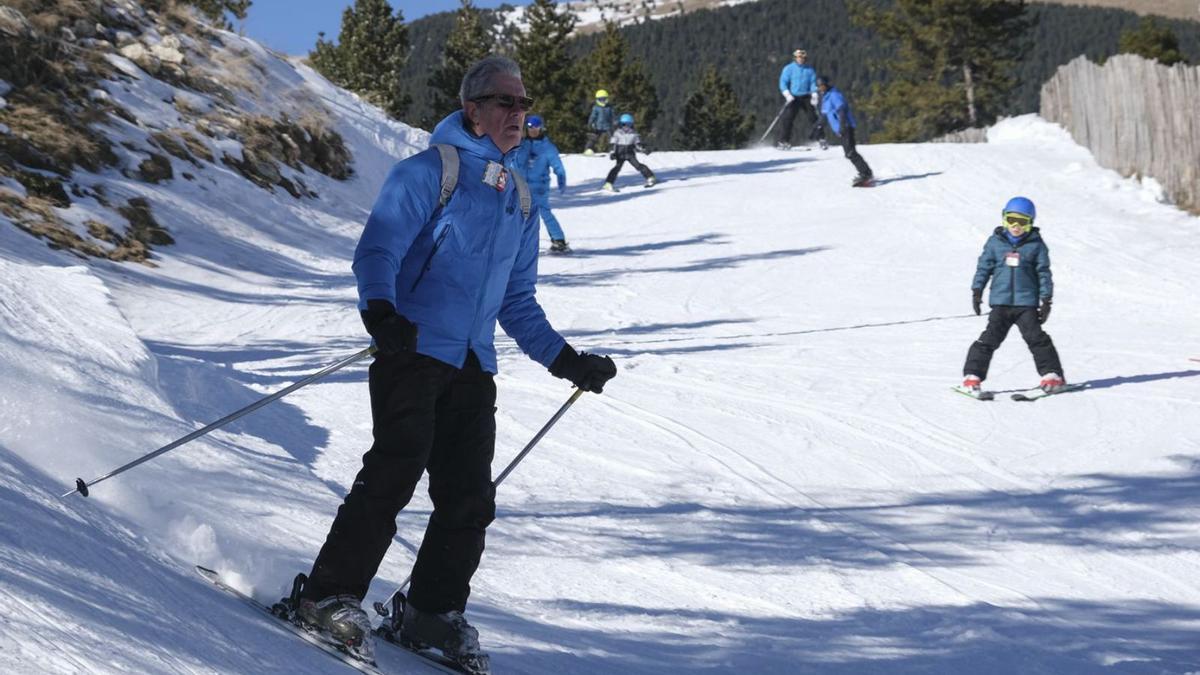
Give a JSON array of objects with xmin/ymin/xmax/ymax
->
[{"xmin": 2, "ymin": 28, "xmax": 1199, "ymax": 674}]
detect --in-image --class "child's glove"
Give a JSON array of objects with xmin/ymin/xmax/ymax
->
[
  {"xmin": 1038, "ymin": 297, "xmax": 1052, "ymax": 324},
  {"xmin": 972, "ymin": 289, "xmax": 982, "ymax": 315}
]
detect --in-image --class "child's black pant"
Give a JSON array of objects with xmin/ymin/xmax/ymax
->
[
  {"xmin": 963, "ymin": 305, "xmax": 1063, "ymax": 380},
  {"xmin": 606, "ymin": 156, "xmax": 654, "ymax": 184}
]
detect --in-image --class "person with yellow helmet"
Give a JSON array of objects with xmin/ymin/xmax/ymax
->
[{"xmin": 584, "ymin": 88, "xmax": 614, "ymax": 155}]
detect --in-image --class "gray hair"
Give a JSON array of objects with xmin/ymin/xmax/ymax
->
[{"xmin": 459, "ymin": 55, "xmax": 523, "ymax": 106}]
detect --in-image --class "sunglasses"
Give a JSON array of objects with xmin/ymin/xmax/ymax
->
[
  {"xmin": 1004, "ymin": 213, "xmax": 1033, "ymax": 228},
  {"xmin": 472, "ymin": 93, "xmax": 535, "ymax": 111}
]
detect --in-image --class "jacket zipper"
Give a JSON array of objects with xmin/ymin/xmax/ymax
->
[
  {"xmin": 410, "ymin": 223, "xmax": 451, "ymax": 293},
  {"xmin": 467, "ymin": 187, "xmax": 505, "ymax": 351}
]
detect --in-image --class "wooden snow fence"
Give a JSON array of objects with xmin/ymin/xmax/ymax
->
[{"xmin": 1040, "ymin": 54, "xmax": 1200, "ymax": 213}]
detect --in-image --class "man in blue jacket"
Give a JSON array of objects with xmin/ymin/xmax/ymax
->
[
  {"xmin": 297, "ymin": 56, "xmax": 617, "ymax": 673},
  {"xmin": 776, "ymin": 48, "xmax": 819, "ymax": 149},
  {"xmin": 961, "ymin": 197, "xmax": 1065, "ymax": 394},
  {"xmin": 817, "ymin": 75, "xmax": 874, "ymax": 186},
  {"xmin": 510, "ymin": 114, "xmax": 570, "ymax": 253}
]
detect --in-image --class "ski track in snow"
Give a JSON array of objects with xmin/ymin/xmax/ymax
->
[{"xmin": 2, "ymin": 31, "xmax": 1200, "ymax": 672}]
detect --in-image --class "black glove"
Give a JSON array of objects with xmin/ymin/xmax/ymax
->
[
  {"xmin": 549, "ymin": 344, "xmax": 617, "ymax": 394},
  {"xmin": 1038, "ymin": 297, "xmax": 1052, "ymax": 324},
  {"xmin": 361, "ymin": 299, "xmax": 418, "ymax": 355},
  {"xmin": 972, "ymin": 288, "xmax": 983, "ymax": 316}
]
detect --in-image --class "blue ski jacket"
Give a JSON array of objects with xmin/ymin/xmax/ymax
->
[
  {"xmin": 819, "ymin": 86, "xmax": 857, "ymax": 136},
  {"xmin": 972, "ymin": 226, "xmax": 1054, "ymax": 307},
  {"xmin": 588, "ymin": 103, "xmax": 615, "ymax": 131},
  {"xmin": 779, "ymin": 62, "xmax": 818, "ymax": 97},
  {"xmin": 352, "ymin": 111, "xmax": 566, "ymax": 373},
  {"xmin": 510, "ymin": 135, "xmax": 566, "ymax": 193}
]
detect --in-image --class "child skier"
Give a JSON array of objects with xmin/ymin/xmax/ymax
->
[
  {"xmin": 961, "ymin": 197, "xmax": 1067, "ymax": 395},
  {"xmin": 510, "ymin": 115, "xmax": 570, "ymax": 253},
  {"xmin": 603, "ymin": 113, "xmax": 656, "ymax": 192},
  {"xmin": 584, "ymin": 89, "xmax": 614, "ymax": 155}
]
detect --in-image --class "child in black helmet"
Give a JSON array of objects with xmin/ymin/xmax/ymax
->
[{"xmin": 603, "ymin": 113, "xmax": 657, "ymax": 192}]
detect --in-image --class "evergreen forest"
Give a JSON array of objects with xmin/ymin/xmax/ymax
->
[{"xmin": 395, "ymin": 0, "xmax": 1200, "ymax": 149}]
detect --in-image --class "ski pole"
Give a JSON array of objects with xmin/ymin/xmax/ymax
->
[
  {"xmin": 374, "ymin": 387, "xmax": 584, "ymax": 618},
  {"xmin": 62, "ymin": 345, "xmax": 378, "ymax": 498},
  {"xmin": 758, "ymin": 102, "xmax": 790, "ymax": 144}
]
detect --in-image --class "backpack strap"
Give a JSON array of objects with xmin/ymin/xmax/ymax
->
[
  {"xmin": 433, "ymin": 142, "xmax": 529, "ymax": 219},
  {"xmin": 433, "ymin": 143, "xmax": 458, "ymax": 208},
  {"xmin": 509, "ymin": 168, "xmax": 532, "ymax": 220}
]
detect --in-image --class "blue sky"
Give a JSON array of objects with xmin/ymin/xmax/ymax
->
[{"xmin": 241, "ymin": 1, "xmax": 520, "ymax": 55}]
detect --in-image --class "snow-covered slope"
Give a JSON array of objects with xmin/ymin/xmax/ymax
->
[{"xmin": 2, "ymin": 18, "xmax": 1200, "ymax": 672}]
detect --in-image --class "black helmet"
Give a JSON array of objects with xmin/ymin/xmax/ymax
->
[{"xmin": 816, "ymin": 75, "xmax": 831, "ymax": 88}]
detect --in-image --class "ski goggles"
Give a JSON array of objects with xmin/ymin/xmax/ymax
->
[
  {"xmin": 472, "ymin": 93, "xmax": 536, "ymax": 111},
  {"xmin": 1004, "ymin": 212, "xmax": 1033, "ymax": 231}
]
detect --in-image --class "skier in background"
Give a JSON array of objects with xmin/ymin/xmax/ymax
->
[
  {"xmin": 295, "ymin": 55, "xmax": 617, "ymax": 674},
  {"xmin": 603, "ymin": 113, "xmax": 656, "ymax": 192},
  {"xmin": 776, "ymin": 48, "xmax": 821, "ymax": 150},
  {"xmin": 961, "ymin": 196, "xmax": 1066, "ymax": 395},
  {"xmin": 816, "ymin": 75, "xmax": 873, "ymax": 187},
  {"xmin": 584, "ymin": 89, "xmax": 614, "ymax": 155},
  {"xmin": 510, "ymin": 114, "xmax": 571, "ymax": 253}
]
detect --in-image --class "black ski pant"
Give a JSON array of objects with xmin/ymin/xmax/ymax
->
[
  {"xmin": 777, "ymin": 97, "xmax": 817, "ymax": 145},
  {"xmin": 304, "ymin": 350, "xmax": 497, "ymax": 614},
  {"xmin": 840, "ymin": 127, "xmax": 873, "ymax": 178},
  {"xmin": 963, "ymin": 305, "xmax": 1063, "ymax": 380},
  {"xmin": 605, "ymin": 155, "xmax": 654, "ymax": 184}
]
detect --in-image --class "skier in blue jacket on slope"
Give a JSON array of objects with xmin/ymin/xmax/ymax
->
[
  {"xmin": 510, "ymin": 114, "xmax": 570, "ymax": 253},
  {"xmin": 817, "ymin": 75, "xmax": 874, "ymax": 187},
  {"xmin": 776, "ymin": 48, "xmax": 821, "ymax": 149},
  {"xmin": 961, "ymin": 196, "xmax": 1066, "ymax": 395},
  {"xmin": 297, "ymin": 56, "xmax": 617, "ymax": 674}
]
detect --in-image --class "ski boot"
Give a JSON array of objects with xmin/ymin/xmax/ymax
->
[
  {"xmin": 819, "ymin": 138, "xmax": 829, "ymax": 150},
  {"xmin": 644, "ymin": 176, "xmax": 657, "ymax": 188},
  {"xmin": 851, "ymin": 173, "xmax": 874, "ymax": 187},
  {"xmin": 602, "ymin": 182, "xmax": 618, "ymax": 192},
  {"xmin": 962, "ymin": 375, "xmax": 982, "ymax": 394},
  {"xmin": 775, "ymin": 141, "xmax": 791, "ymax": 151},
  {"xmin": 549, "ymin": 239, "xmax": 571, "ymax": 254},
  {"xmin": 295, "ymin": 592, "xmax": 375, "ymax": 663},
  {"xmin": 583, "ymin": 148, "xmax": 594, "ymax": 156},
  {"xmin": 401, "ymin": 604, "xmax": 490, "ymax": 674},
  {"xmin": 1039, "ymin": 372, "xmax": 1066, "ymax": 394}
]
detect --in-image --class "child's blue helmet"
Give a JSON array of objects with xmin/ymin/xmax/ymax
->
[
  {"xmin": 619, "ymin": 113, "xmax": 634, "ymax": 125},
  {"xmin": 526, "ymin": 115, "xmax": 544, "ymax": 128},
  {"xmin": 1003, "ymin": 196, "xmax": 1036, "ymax": 220}
]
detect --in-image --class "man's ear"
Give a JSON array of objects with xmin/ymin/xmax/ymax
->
[{"xmin": 464, "ymin": 101, "xmax": 480, "ymax": 126}]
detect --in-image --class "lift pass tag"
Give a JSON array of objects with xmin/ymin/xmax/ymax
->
[
  {"xmin": 482, "ymin": 162, "xmax": 507, "ymax": 192},
  {"xmin": 1005, "ymin": 252, "xmax": 1021, "ymax": 267}
]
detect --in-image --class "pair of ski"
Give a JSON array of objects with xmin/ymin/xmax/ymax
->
[
  {"xmin": 196, "ymin": 566, "xmax": 475, "ymax": 674},
  {"xmin": 952, "ymin": 383, "xmax": 1086, "ymax": 402}
]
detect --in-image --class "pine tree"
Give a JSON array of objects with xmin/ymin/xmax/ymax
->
[
  {"xmin": 309, "ymin": 0, "xmax": 412, "ymax": 119},
  {"xmin": 514, "ymin": 0, "xmax": 584, "ymax": 150},
  {"xmin": 850, "ymin": 0, "xmax": 1030, "ymax": 142},
  {"xmin": 676, "ymin": 65, "xmax": 754, "ymax": 150},
  {"xmin": 574, "ymin": 22, "xmax": 660, "ymax": 141},
  {"xmin": 187, "ymin": 1, "xmax": 251, "ymax": 29},
  {"xmin": 1118, "ymin": 17, "xmax": 1189, "ymax": 66},
  {"xmin": 425, "ymin": 0, "xmax": 494, "ymax": 127}
]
